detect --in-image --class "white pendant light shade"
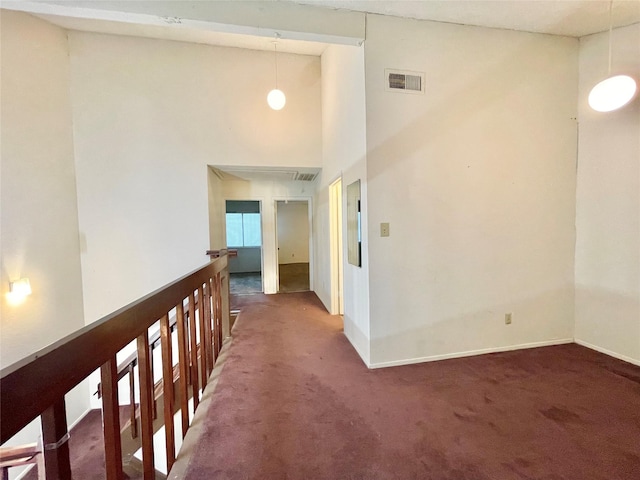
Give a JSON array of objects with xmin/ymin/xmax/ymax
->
[
  {"xmin": 267, "ymin": 88, "xmax": 286, "ymax": 110},
  {"xmin": 588, "ymin": 75, "xmax": 637, "ymax": 112},
  {"xmin": 588, "ymin": 1, "xmax": 637, "ymax": 113}
]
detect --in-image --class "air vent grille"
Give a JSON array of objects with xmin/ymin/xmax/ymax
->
[
  {"xmin": 385, "ymin": 69, "xmax": 425, "ymax": 94},
  {"xmin": 295, "ymin": 172, "xmax": 318, "ymax": 182}
]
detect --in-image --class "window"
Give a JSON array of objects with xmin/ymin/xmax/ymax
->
[{"xmin": 226, "ymin": 213, "xmax": 261, "ymax": 247}]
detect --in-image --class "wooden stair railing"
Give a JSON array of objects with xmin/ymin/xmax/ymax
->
[
  {"xmin": 0, "ymin": 442, "xmax": 44, "ymax": 480},
  {"xmin": 0, "ymin": 252, "xmax": 231, "ymax": 480}
]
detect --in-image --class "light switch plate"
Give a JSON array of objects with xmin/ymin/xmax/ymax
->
[{"xmin": 380, "ymin": 223, "xmax": 390, "ymax": 237}]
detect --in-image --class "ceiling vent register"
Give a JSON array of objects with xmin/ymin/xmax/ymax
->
[
  {"xmin": 295, "ymin": 172, "xmax": 318, "ymax": 182},
  {"xmin": 386, "ymin": 69, "xmax": 425, "ymax": 94}
]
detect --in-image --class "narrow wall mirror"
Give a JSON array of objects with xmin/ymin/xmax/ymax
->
[{"xmin": 347, "ymin": 180, "xmax": 361, "ymax": 267}]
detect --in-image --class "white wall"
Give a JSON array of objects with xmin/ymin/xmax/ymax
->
[
  {"xmin": 317, "ymin": 44, "xmax": 370, "ymax": 362},
  {"xmin": 221, "ymin": 178, "xmax": 314, "ymax": 294},
  {"xmin": 277, "ymin": 201, "xmax": 310, "ymax": 264},
  {"xmin": 575, "ymin": 23, "xmax": 640, "ymax": 365},
  {"xmin": 67, "ymin": 31, "xmax": 322, "ymax": 322},
  {"xmin": 0, "ymin": 10, "xmax": 89, "ymax": 476},
  {"xmin": 364, "ymin": 15, "xmax": 579, "ymax": 367},
  {"xmin": 229, "ymin": 248, "xmax": 262, "ymax": 274}
]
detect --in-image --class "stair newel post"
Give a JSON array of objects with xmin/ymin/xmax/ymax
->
[
  {"xmin": 41, "ymin": 398, "xmax": 72, "ymax": 480},
  {"xmin": 188, "ymin": 292, "xmax": 200, "ymax": 409},
  {"xmin": 175, "ymin": 301, "xmax": 190, "ymax": 437},
  {"xmin": 160, "ymin": 314, "xmax": 176, "ymax": 471},
  {"xmin": 100, "ymin": 357, "xmax": 124, "ymax": 480},
  {"xmin": 136, "ymin": 331, "xmax": 155, "ymax": 479}
]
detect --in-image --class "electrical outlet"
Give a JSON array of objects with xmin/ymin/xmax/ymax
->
[
  {"xmin": 505, "ymin": 313, "xmax": 512, "ymax": 325},
  {"xmin": 380, "ymin": 222, "xmax": 390, "ymax": 237}
]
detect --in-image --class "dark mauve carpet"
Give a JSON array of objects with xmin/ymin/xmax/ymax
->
[{"xmin": 182, "ymin": 292, "xmax": 640, "ymax": 480}]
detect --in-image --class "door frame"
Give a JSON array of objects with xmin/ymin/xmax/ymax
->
[
  {"xmin": 274, "ymin": 196, "xmax": 313, "ymax": 293},
  {"xmin": 329, "ymin": 178, "xmax": 344, "ymax": 315},
  {"xmin": 224, "ymin": 198, "xmax": 264, "ymax": 293}
]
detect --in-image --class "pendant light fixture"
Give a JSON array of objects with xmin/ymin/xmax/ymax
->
[
  {"xmin": 588, "ymin": 0, "xmax": 637, "ymax": 112},
  {"xmin": 267, "ymin": 34, "xmax": 286, "ymax": 111}
]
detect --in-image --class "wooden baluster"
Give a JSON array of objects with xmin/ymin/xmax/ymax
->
[
  {"xmin": 221, "ymin": 269, "xmax": 231, "ymax": 340},
  {"xmin": 41, "ymin": 398, "xmax": 72, "ymax": 480},
  {"xmin": 101, "ymin": 357, "xmax": 124, "ymax": 480},
  {"xmin": 214, "ymin": 275, "xmax": 219, "ymax": 348},
  {"xmin": 160, "ymin": 314, "xmax": 176, "ymax": 471},
  {"xmin": 149, "ymin": 340, "xmax": 157, "ymax": 420},
  {"xmin": 188, "ymin": 292, "xmax": 200, "ymax": 409},
  {"xmin": 209, "ymin": 277, "xmax": 217, "ymax": 361},
  {"xmin": 137, "ymin": 331, "xmax": 155, "ymax": 479},
  {"xmin": 128, "ymin": 363, "xmax": 137, "ymax": 439},
  {"xmin": 202, "ymin": 281, "xmax": 213, "ymax": 376},
  {"xmin": 215, "ymin": 273, "xmax": 222, "ymax": 359},
  {"xmin": 175, "ymin": 301, "xmax": 190, "ymax": 437},
  {"xmin": 209, "ymin": 278, "xmax": 216, "ymax": 367},
  {"xmin": 197, "ymin": 285, "xmax": 208, "ymax": 392},
  {"xmin": 210, "ymin": 276, "xmax": 218, "ymax": 361}
]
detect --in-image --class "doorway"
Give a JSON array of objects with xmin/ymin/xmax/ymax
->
[
  {"xmin": 276, "ymin": 200, "xmax": 310, "ymax": 293},
  {"xmin": 225, "ymin": 200, "xmax": 263, "ymax": 295},
  {"xmin": 329, "ymin": 178, "xmax": 344, "ymax": 315}
]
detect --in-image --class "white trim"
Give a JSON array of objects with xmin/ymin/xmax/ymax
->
[
  {"xmin": 329, "ymin": 178, "xmax": 343, "ymax": 315},
  {"xmin": 67, "ymin": 407, "xmax": 93, "ymax": 431},
  {"xmin": 574, "ymin": 339, "xmax": 640, "ymax": 366},
  {"xmin": 273, "ymin": 200, "xmax": 280, "ymax": 292},
  {"xmin": 368, "ymin": 338, "xmax": 574, "ymax": 369},
  {"xmin": 15, "ymin": 462, "xmax": 35, "ymax": 480},
  {"xmin": 273, "ymin": 196, "xmax": 314, "ymax": 293},
  {"xmin": 343, "ymin": 331, "xmax": 370, "ymax": 367}
]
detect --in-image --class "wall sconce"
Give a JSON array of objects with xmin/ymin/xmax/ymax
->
[{"xmin": 8, "ymin": 278, "xmax": 32, "ymax": 303}]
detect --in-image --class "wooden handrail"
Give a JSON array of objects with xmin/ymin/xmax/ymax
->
[
  {"xmin": 206, "ymin": 249, "xmax": 238, "ymax": 258},
  {"xmin": 1, "ymin": 253, "xmax": 231, "ymax": 479}
]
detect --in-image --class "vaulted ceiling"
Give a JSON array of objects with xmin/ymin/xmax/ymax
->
[
  {"xmin": 291, "ymin": 0, "xmax": 640, "ymax": 38},
  {"xmin": 4, "ymin": 1, "xmax": 639, "ymax": 55}
]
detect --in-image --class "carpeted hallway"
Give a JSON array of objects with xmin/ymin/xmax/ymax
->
[{"xmin": 181, "ymin": 292, "xmax": 640, "ymax": 480}]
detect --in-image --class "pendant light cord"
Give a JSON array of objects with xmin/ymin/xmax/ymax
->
[
  {"xmin": 274, "ymin": 41, "xmax": 279, "ymax": 89},
  {"xmin": 607, "ymin": 0, "xmax": 613, "ymax": 75}
]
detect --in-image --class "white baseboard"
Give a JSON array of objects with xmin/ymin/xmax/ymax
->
[
  {"xmin": 343, "ymin": 331, "xmax": 370, "ymax": 367},
  {"xmin": 574, "ymin": 339, "xmax": 640, "ymax": 366},
  {"xmin": 68, "ymin": 407, "xmax": 94, "ymax": 430},
  {"xmin": 368, "ymin": 338, "xmax": 574, "ymax": 369}
]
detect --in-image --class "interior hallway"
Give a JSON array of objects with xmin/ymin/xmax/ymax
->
[{"xmin": 180, "ymin": 292, "xmax": 640, "ymax": 480}]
